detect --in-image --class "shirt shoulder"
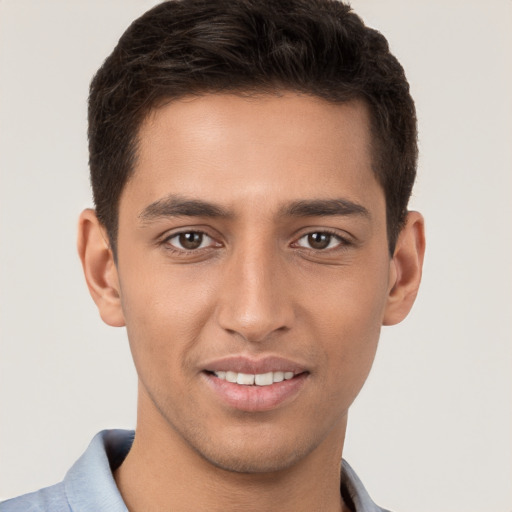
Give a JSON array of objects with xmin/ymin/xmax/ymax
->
[
  {"xmin": 0, "ymin": 430, "xmax": 132, "ymax": 512},
  {"xmin": 0, "ymin": 482, "xmax": 70, "ymax": 512}
]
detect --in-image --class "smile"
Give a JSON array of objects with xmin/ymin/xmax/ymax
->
[
  {"xmin": 212, "ymin": 370, "xmax": 296, "ymax": 386},
  {"xmin": 204, "ymin": 371, "xmax": 308, "ymax": 412}
]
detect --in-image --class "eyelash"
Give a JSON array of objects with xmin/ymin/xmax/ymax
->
[
  {"xmin": 162, "ymin": 230, "xmax": 218, "ymax": 255},
  {"xmin": 293, "ymin": 229, "xmax": 351, "ymax": 252},
  {"xmin": 160, "ymin": 229, "xmax": 351, "ymax": 255}
]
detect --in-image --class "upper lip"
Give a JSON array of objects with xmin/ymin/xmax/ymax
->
[{"xmin": 202, "ymin": 355, "xmax": 308, "ymax": 375}]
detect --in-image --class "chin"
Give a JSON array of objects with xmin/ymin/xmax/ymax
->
[
  {"xmin": 190, "ymin": 427, "xmax": 324, "ymax": 475},
  {"xmin": 200, "ymin": 446, "xmax": 304, "ymax": 475}
]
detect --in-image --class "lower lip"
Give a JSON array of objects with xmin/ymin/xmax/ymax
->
[{"xmin": 203, "ymin": 372, "xmax": 309, "ymax": 412}]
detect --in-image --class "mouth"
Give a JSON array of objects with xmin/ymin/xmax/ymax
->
[
  {"xmin": 207, "ymin": 370, "xmax": 298, "ymax": 386},
  {"xmin": 201, "ymin": 357, "xmax": 309, "ymax": 412}
]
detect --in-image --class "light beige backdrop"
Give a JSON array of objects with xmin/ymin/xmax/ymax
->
[{"xmin": 1, "ymin": 1, "xmax": 511, "ymax": 510}]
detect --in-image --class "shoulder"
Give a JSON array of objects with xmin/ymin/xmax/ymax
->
[
  {"xmin": 0, "ymin": 430, "xmax": 133, "ymax": 512},
  {"xmin": 0, "ymin": 483, "xmax": 70, "ymax": 512}
]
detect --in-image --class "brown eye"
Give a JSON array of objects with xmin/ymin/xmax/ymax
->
[
  {"xmin": 308, "ymin": 233, "xmax": 330, "ymax": 249},
  {"xmin": 179, "ymin": 232, "xmax": 203, "ymax": 249},
  {"xmin": 167, "ymin": 232, "xmax": 212, "ymax": 250},
  {"xmin": 296, "ymin": 232, "xmax": 341, "ymax": 250}
]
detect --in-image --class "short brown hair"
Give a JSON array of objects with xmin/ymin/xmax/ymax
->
[{"xmin": 88, "ymin": 0, "xmax": 417, "ymax": 254}]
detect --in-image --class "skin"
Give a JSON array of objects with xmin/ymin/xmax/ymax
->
[{"xmin": 78, "ymin": 92, "xmax": 425, "ymax": 512}]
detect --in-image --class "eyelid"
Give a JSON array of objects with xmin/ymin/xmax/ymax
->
[
  {"xmin": 291, "ymin": 228, "xmax": 353, "ymax": 251},
  {"xmin": 157, "ymin": 226, "xmax": 354, "ymax": 255},
  {"xmin": 161, "ymin": 228, "xmax": 222, "ymax": 252},
  {"xmin": 296, "ymin": 234, "xmax": 341, "ymax": 250}
]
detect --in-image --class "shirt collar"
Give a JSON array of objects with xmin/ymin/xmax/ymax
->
[
  {"xmin": 64, "ymin": 430, "xmax": 133, "ymax": 512},
  {"xmin": 341, "ymin": 459, "xmax": 390, "ymax": 512}
]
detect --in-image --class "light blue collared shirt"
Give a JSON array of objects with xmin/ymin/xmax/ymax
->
[{"xmin": 0, "ymin": 429, "xmax": 390, "ymax": 512}]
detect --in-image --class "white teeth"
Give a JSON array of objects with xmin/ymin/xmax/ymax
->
[
  {"xmin": 237, "ymin": 373, "xmax": 255, "ymax": 385},
  {"xmin": 273, "ymin": 371, "xmax": 284, "ymax": 382},
  {"xmin": 254, "ymin": 372, "xmax": 273, "ymax": 386},
  {"xmin": 226, "ymin": 371, "xmax": 237, "ymax": 383},
  {"xmin": 213, "ymin": 370, "xmax": 297, "ymax": 386}
]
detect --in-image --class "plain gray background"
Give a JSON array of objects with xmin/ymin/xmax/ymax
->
[{"xmin": 1, "ymin": 1, "xmax": 511, "ymax": 510}]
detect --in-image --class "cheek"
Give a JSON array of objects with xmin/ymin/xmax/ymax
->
[
  {"xmin": 117, "ymin": 259, "xmax": 218, "ymax": 372},
  {"xmin": 304, "ymin": 258, "xmax": 389, "ymax": 336},
  {"xmin": 304, "ymin": 260, "xmax": 390, "ymax": 394},
  {"xmin": 311, "ymin": 311, "xmax": 381, "ymax": 420}
]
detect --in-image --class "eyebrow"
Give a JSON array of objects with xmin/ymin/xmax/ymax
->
[
  {"xmin": 138, "ymin": 194, "xmax": 370, "ymax": 224},
  {"xmin": 139, "ymin": 194, "xmax": 232, "ymax": 223},
  {"xmin": 280, "ymin": 199, "xmax": 370, "ymax": 219}
]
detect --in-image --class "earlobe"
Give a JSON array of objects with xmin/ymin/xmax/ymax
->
[
  {"xmin": 77, "ymin": 209, "xmax": 125, "ymax": 327},
  {"xmin": 382, "ymin": 211, "xmax": 426, "ymax": 326}
]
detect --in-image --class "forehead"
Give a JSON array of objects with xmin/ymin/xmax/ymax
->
[
  {"xmin": 139, "ymin": 92, "xmax": 372, "ymax": 161},
  {"xmin": 123, "ymin": 92, "xmax": 381, "ymax": 216}
]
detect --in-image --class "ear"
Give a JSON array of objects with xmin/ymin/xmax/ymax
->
[
  {"xmin": 382, "ymin": 211, "xmax": 426, "ymax": 326},
  {"xmin": 77, "ymin": 209, "xmax": 125, "ymax": 327}
]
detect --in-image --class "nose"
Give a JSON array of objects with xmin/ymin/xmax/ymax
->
[{"xmin": 216, "ymin": 240, "xmax": 294, "ymax": 343}]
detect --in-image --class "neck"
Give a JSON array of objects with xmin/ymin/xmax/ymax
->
[{"xmin": 115, "ymin": 388, "xmax": 350, "ymax": 512}]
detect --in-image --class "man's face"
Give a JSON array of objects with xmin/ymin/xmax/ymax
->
[{"xmin": 114, "ymin": 93, "xmax": 394, "ymax": 472}]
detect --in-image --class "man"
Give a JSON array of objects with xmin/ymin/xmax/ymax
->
[{"xmin": 0, "ymin": 0, "xmax": 425, "ymax": 510}]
